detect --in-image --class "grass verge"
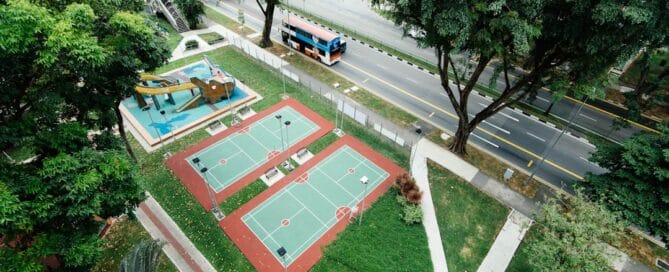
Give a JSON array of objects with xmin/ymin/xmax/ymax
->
[
  {"xmin": 256, "ymin": 36, "xmax": 419, "ymax": 128},
  {"xmin": 204, "ymin": 6, "xmax": 255, "ymax": 36},
  {"xmin": 426, "ymin": 131, "xmax": 540, "ymax": 198},
  {"xmin": 198, "ymin": 32, "xmax": 225, "ymax": 45},
  {"xmin": 151, "ymin": 16, "xmax": 183, "ymax": 52},
  {"xmin": 219, "ymin": 179, "xmax": 268, "ymax": 215},
  {"xmin": 91, "ymin": 218, "xmax": 177, "ymax": 272},
  {"xmin": 428, "ymin": 160, "xmax": 509, "ymax": 271},
  {"xmin": 310, "ymin": 188, "xmax": 432, "ymax": 272}
]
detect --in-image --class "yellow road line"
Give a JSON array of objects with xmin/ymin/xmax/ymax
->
[
  {"xmin": 561, "ymin": 95, "xmax": 660, "ymax": 134},
  {"xmin": 342, "ymin": 61, "xmax": 584, "ymax": 180}
]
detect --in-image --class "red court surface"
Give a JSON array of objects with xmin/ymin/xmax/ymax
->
[
  {"xmin": 165, "ymin": 99, "xmax": 334, "ymax": 210},
  {"xmin": 219, "ymin": 135, "xmax": 405, "ymax": 272}
]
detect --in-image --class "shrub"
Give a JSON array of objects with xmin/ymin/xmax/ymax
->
[
  {"xmin": 185, "ymin": 40, "xmax": 198, "ymax": 50},
  {"xmin": 406, "ymin": 189, "xmax": 423, "ymax": 204},
  {"xmin": 395, "ymin": 173, "xmax": 423, "ymax": 205},
  {"xmin": 401, "ymin": 203, "xmax": 423, "ymax": 225}
]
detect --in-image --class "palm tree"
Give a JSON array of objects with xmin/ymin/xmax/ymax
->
[{"xmin": 119, "ymin": 239, "xmax": 166, "ymax": 272}]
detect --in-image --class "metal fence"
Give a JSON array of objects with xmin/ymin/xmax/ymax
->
[{"xmin": 219, "ymin": 28, "xmax": 418, "ymax": 151}]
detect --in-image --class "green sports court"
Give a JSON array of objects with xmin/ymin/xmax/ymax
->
[
  {"xmin": 185, "ymin": 106, "xmax": 319, "ymax": 192},
  {"xmin": 241, "ymin": 145, "xmax": 389, "ymax": 266}
]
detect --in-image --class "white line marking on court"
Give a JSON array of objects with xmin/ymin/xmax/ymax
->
[
  {"xmin": 579, "ymin": 113, "xmax": 597, "ymax": 122},
  {"xmin": 499, "ymin": 112, "xmax": 519, "ymax": 122},
  {"xmin": 306, "ymin": 181, "xmax": 341, "ymax": 208},
  {"xmin": 340, "ymin": 148, "xmax": 388, "ymax": 178},
  {"xmin": 526, "ymin": 132, "xmax": 546, "ymax": 142},
  {"xmin": 472, "ymin": 133, "xmax": 500, "ymax": 148},
  {"xmin": 483, "ymin": 120, "xmax": 511, "ymax": 134},
  {"xmin": 286, "ymin": 190, "xmax": 328, "ymax": 227}
]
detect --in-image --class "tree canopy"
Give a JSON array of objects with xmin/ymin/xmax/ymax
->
[
  {"xmin": 526, "ymin": 192, "xmax": 625, "ymax": 271},
  {"xmin": 0, "ymin": 0, "xmax": 168, "ymax": 269},
  {"xmin": 582, "ymin": 125, "xmax": 669, "ymax": 242},
  {"xmin": 375, "ymin": 0, "xmax": 669, "ymax": 155},
  {"xmin": 174, "ymin": 0, "xmax": 203, "ymax": 29}
]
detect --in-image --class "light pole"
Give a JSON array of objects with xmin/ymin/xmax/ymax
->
[
  {"xmin": 409, "ymin": 128, "xmax": 423, "ymax": 175},
  {"xmin": 275, "ymin": 114, "xmax": 285, "ymax": 152},
  {"xmin": 277, "ymin": 246, "xmax": 287, "ymax": 272},
  {"xmin": 358, "ymin": 175, "xmax": 369, "ymax": 225},
  {"xmin": 143, "ymin": 105, "xmax": 164, "ymax": 150},
  {"xmin": 283, "ymin": 120, "xmax": 292, "ymax": 170},
  {"xmin": 159, "ymin": 110, "xmax": 175, "ymax": 146},
  {"xmin": 525, "ymin": 90, "xmax": 592, "ymax": 187},
  {"xmin": 193, "ymin": 157, "xmax": 225, "ymax": 221}
]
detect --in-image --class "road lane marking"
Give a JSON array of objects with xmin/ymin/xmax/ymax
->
[
  {"xmin": 340, "ymin": 60, "xmax": 584, "ymax": 179},
  {"xmin": 428, "ymin": 112, "xmax": 435, "ymax": 117},
  {"xmin": 526, "ymin": 132, "xmax": 546, "ymax": 142},
  {"xmin": 376, "ymin": 64, "xmax": 388, "ymax": 70},
  {"xmin": 578, "ymin": 113, "xmax": 597, "ymax": 122},
  {"xmin": 499, "ymin": 112, "xmax": 519, "ymax": 122},
  {"xmin": 472, "ymin": 133, "xmax": 499, "ymax": 148},
  {"xmin": 562, "ymin": 95, "xmax": 660, "ymax": 134},
  {"xmin": 483, "ymin": 120, "xmax": 511, "ymax": 134},
  {"xmin": 536, "ymin": 96, "xmax": 550, "ymax": 103},
  {"xmin": 362, "ymin": 78, "xmax": 369, "ymax": 83},
  {"xmin": 405, "ymin": 77, "xmax": 418, "ymax": 84},
  {"xmin": 478, "ymin": 102, "xmax": 489, "ymax": 108}
]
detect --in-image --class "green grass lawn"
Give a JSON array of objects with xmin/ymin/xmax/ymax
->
[
  {"xmin": 204, "ymin": 6, "xmax": 255, "ymax": 36},
  {"xmin": 311, "ymin": 188, "xmax": 433, "ymax": 272},
  {"xmin": 133, "ymin": 45, "xmax": 428, "ymax": 270},
  {"xmin": 198, "ymin": 32, "xmax": 225, "ymax": 45},
  {"xmin": 91, "ymin": 218, "xmax": 177, "ymax": 272},
  {"xmin": 219, "ymin": 179, "xmax": 267, "ymax": 215},
  {"xmin": 506, "ymin": 227, "xmax": 537, "ymax": 272},
  {"xmin": 428, "ymin": 160, "xmax": 509, "ymax": 272}
]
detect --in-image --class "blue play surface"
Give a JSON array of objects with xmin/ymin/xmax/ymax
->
[{"xmin": 122, "ymin": 62, "xmax": 249, "ymax": 139}]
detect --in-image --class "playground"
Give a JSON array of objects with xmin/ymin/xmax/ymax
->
[
  {"xmin": 120, "ymin": 57, "xmax": 257, "ymax": 149},
  {"xmin": 166, "ymin": 99, "xmax": 334, "ymax": 209},
  {"xmin": 220, "ymin": 136, "xmax": 404, "ymax": 272}
]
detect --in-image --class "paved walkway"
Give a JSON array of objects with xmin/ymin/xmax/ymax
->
[
  {"xmin": 136, "ymin": 193, "xmax": 216, "ymax": 272},
  {"xmin": 412, "ymin": 138, "xmax": 652, "ymax": 272}
]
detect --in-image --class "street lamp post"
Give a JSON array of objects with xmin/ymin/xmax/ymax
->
[
  {"xmin": 359, "ymin": 175, "xmax": 369, "ymax": 225},
  {"xmin": 283, "ymin": 120, "xmax": 292, "ymax": 170},
  {"xmin": 159, "ymin": 110, "xmax": 175, "ymax": 146},
  {"xmin": 275, "ymin": 115, "xmax": 285, "ymax": 152},
  {"xmin": 143, "ymin": 106, "xmax": 164, "ymax": 150},
  {"xmin": 277, "ymin": 246, "xmax": 288, "ymax": 272},
  {"xmin": 409, "ymin": 128, "xmax": 423, "ymax": 175},
  {"xmin": 193, "ymin": 157, "xmax": 225, "ymax": 221}
]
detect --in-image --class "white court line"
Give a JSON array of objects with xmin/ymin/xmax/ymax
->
[
  {"xmin": 340, "ymin": 148, "xmax": 388, "ymax": 178},
  {"xmin": 472, "ymin": 133, "xmax": 500, "ymax": 148},
  {"xmin": 245, "ymin": 190, "xmax": 291, "ymax": 219},
  {"xmin": 305, "ymin": 181, "xmax": 340, "ymax": 208},
  {"xmin": 250, "ymin": 216, "xmax": 281, "ymax": 247},
  {"xmin": 207, "ymin": 150, "xmax": 244, "ymax": 171},
  {"xmin": 526, "ymin": 132, "xmax": 547, "ymax": 142},
  {"xmin": 482, "ymin": 120, "xmax": 511, "ymax": 134},
  {"xmin": 286, "ymin": 190, "xmax": 329, "ymax": 227},
  {"xmin": 315, "ymin": 167, "xmax": 359, "ymax": 200},
  {"xmin": 579, "ymin": 113, "xmax": 597, "ymax": 122},
  {"xmin": 263, "ymin": 207, "xmax": 306, "ymax": 238},
  {"xmin": 499, "ymin": 112, "xmax": 520, "ymax": 122}
]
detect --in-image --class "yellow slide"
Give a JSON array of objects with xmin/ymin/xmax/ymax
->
[
  {"xmin": 135, "ymin": 82, "xmax": 197, "ymax": 95},
  {"xmin": 136, "ymin": 74, "xmax": 197, "ymax": 95}
]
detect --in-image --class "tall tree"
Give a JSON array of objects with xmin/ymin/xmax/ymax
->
[
  {"xmin": 621, "ymin": 48, "xmax": 669, "ymax": 122},
  {"xmin": 376, "ymin": 0, "xmax": 669, "ymax": 155},
  {"xmin": 526, "ymin": 192, "xmax": 625, "ymax": 271},
  {"xmin": 256, "ymin": 0, "xmax": 278, "ymax": 48},
  {"xmin": 174, "ymin": 0, "xmax": 203, "ymax": 29},
  {"xmin": 581, "ymin": 125, "xmax": 669, "ymax": 242},
  {"xmin": 0, "ymin": 0, "xmax": 166, "ymax": 269}
]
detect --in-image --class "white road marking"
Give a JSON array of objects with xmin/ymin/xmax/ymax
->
[
  {"xmin": 483, "ymin": 120, "xmax": 511, "ymax": 134},
  {"xmin": 579, "ymin": 113, "xmax": 597, "ymax": 122},
  {"xmin": 499, "ymin": 112, "xmax": 519, "ymax": 122},
  {"xmin": 362, "ymin": 78, "xmax": 369, "ymax": 83},
  {"xmin": 478, "ymin": 102, "xmax": 489, "ymax": 108},
  {"xmin": 526, "ymin": 132, "xmax": 546, "ymax": 142},
  {"xmin": 536, "ymin": 96, "xmax": 550, "ymax": 103},
  {"xmin": 472, "ymin": 133, "xmax": 500, "ymax": 148},
  {"xmin": 376, "ymin": 64, "xmax": 387, "ymax": 70},
  {"xmin": 405, "ymin": 77, "xmax": 418, "ymax": 84},
  {"xmin": 579, "ymin": 155, "xmax": 600, "ymax": 166}
]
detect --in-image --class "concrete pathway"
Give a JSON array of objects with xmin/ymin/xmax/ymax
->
[
  {"xmin": 411, "ymin": 143, "xmax": 449, "ymax": 272},
  {"xmin": 136, "ymin": 193, "xmax": 216, "ymax": 272},
  {"xmin": 478, "ymin": 210, "xmax": 532, "ymax": 272},
  {"xmin": 413, "ymin": 138, "xmax": 652, "ymax": 272}
]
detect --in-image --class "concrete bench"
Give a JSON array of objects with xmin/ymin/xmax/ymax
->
[
  {"xmin": 296, "ymin": 148, "xmax": 309, "ymax": 159},
  {"xmin": 265, "ymin": 168, "xmax": 279, "ymax": 180}
]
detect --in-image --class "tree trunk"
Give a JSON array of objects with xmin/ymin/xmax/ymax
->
[
  {"xmin": 544, "ymin": 100, "xmax": 555, "ymax": 115},
  {"xmin": 258, "ymin": 2, "xmax": 276, "ymax": 48},
  {"xmin": 114, "ymin": 105, "xmax": 137, "ymax": 162},
  {"xmin": 449, "ymin": 119, "xmax": 470, "ymax": 156}
]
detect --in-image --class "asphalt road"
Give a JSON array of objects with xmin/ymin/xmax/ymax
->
[
  {"xmin": 205, "ymin": 1, "xmax": 608, "ymax": 192},
  {"xmin": 284, "ymin": 0, "xmax": 653, "ymax": 143}
]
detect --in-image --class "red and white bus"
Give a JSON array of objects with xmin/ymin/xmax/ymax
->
[{"xmin": 281, "ymin": 16, "xmax": 347, "ymax": 66}]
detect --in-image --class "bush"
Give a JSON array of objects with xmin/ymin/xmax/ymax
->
[
  {"xmin": 185, "ymin": 40, "xmax": 198, "ymax": 50},
  {"xmin": 405, "ymin": 189, "xmax": 423, "ymax": 204},
  {"xmin": 401, "ymin": 203, "xmax": 423, "ymax": 225},
  {"xmin": 396, "ymin": 195, "xmax": 423, "ymax": 225},
  {"xmin": 394, "ymin": 173, "xmax": 423, "ymax": 204}
]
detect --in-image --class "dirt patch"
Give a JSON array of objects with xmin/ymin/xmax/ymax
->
[{"xmin": 612, "ymin": 230, "xmax": 669, "ymax": 269}]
